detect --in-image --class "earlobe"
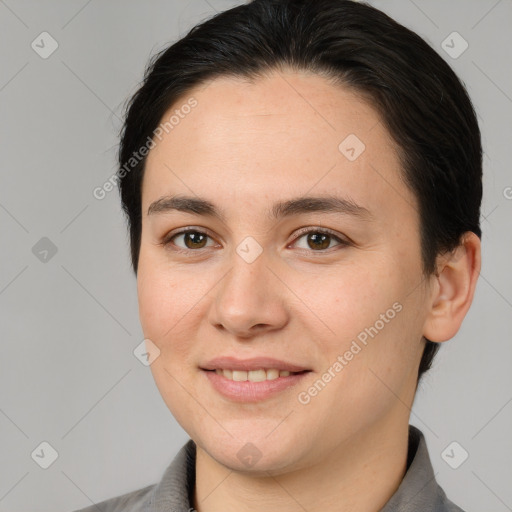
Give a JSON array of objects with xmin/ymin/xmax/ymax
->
[{"xmin": 422, "ymin": 232, "xmax": 481, "ymax": 342}]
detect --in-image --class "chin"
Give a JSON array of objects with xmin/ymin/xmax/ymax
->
[{"xmin": 197, "ymin": 429, "xmax": 309, "ymax": 475}]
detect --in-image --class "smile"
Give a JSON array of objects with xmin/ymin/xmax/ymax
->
[{"xmin": 209, "ymin": 368, "xmax": 307, "ymax": 381}]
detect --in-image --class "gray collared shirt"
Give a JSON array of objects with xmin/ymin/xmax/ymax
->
[{"xmin": 72, "ymin": 425, "xmax": 465, "ymax": 512}]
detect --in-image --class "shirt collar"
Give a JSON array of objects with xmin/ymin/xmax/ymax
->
[
  {"xmin": 147, "ymin": 425, "xmax": 449, "ymax": 512},
  {"xmin": 380, "ymin": 425, "xmax": 448, "ymax": 511}
]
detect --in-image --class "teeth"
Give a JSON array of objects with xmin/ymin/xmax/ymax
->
[
  {"xmin": 232, "ymin": 370, "xmax": 247, "ymax": 382},
  {"xmin": 247, "ymin": 369, "xmax": 266, "ymax": 382},
  {"xmin": 266, "ymin": 369, "xmax": 280, "ymax": 380},
  {"xmin": 213, "ymin": 368, "xmax": 296, "ymax": 381}
]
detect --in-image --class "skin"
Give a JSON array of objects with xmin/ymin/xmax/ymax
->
[{"xmin": 137, "ymin": 70, "xmax": 481, "ymax": 512}]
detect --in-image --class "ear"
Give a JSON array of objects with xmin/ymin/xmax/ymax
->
[{"xmin": 423, "ymin": 232, "xmax": 481, "ymax": 342}]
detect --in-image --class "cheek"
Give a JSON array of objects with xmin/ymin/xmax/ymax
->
[
  {"xmin": 137, "ymin": 254, "xmax": 201, "ymax": 347},
  {"xmin": 298, "ymin": 259, "xmax": 419, "ymax": 381},
  {"xmin": 137, "ymin": 259, "xmax": 205, "ymax": 426},
  {"xmin": 291, "ymin": 261, "xmax": 398, "ymax": 341},
  {"xmin": 137, "ymin": 271, "xmax": 172, "ymax": 340}
]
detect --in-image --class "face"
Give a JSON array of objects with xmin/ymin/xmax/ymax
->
[{"xmin": 137, "ymin": 70, "xmax": 431, "ymax": 474}]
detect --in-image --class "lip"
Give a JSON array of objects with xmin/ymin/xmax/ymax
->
[
  {"xmin": 200, "ymin": 356, "xmax": 311, "ymax": 372},
  {"xmin": 202, "ymin": 369, "xmax": 311, "ymax": 403}
]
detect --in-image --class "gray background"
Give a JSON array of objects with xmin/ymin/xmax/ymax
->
[{"xmin": 0, "ymin": 0, "xmax": 511, "ymax": 510}]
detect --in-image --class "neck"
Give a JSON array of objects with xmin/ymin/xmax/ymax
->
[{"xmin": 193, "ymin": 416, "xmax": 411, "ymax": 512}]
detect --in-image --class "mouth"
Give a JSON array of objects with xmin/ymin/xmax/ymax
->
[
  {"xmin": 200, "ymin": 355, "xmax": 311, "ymax": 374},
  {"xmin": 199, "ymin": 356, "xmax": 312, "ymax": 402},
  {"xmin": 203, "ymin": 368, "xmax": 310, "ymax": 382}
]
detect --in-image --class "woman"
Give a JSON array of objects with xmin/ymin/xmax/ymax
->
[{"xmin": 75, "ymin": 0, "xmax": 482, "ymax": 510}]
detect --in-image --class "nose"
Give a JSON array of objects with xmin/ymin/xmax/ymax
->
[{"xmin": 208, "ymin": 250, "xmax": 289, "ymax": 338}]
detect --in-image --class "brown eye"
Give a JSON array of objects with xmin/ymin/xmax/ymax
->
[
  {"xmin": 305, "ymin": 232, "xmax": 332, "ymax": 250},
  {"xmin": 181, "ymin": 231, "xmax": 208, "ymax": 249},
  {"xmin": 292, "ymin": 228, "xmax": 348, "ymax": 252},
  {"xmin": 164, "ymin": 229, "xmax": 214, "ymax": 251}
]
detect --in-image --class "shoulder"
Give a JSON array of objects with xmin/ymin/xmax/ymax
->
[
  {"xmin": 71, "ymin": 483, "xmax": 156, "ymax": 512},
  {"xmin": 70, "ymin": 438, "xmax": 196, "ymax": 512}
]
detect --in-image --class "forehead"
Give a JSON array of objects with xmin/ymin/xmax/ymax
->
[{"xmin": 142, "ymin": 71, "xmax": 416, "ymax": 224}]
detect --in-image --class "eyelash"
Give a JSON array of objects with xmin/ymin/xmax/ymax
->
[{"xmin": 161, "ymin": 226, "xmax": 350, "ymax": 255}]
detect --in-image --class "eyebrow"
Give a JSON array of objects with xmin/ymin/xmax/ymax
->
[{"xmin": 147, "ymin": 194, "xmax": 374, "ymax": 222}]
